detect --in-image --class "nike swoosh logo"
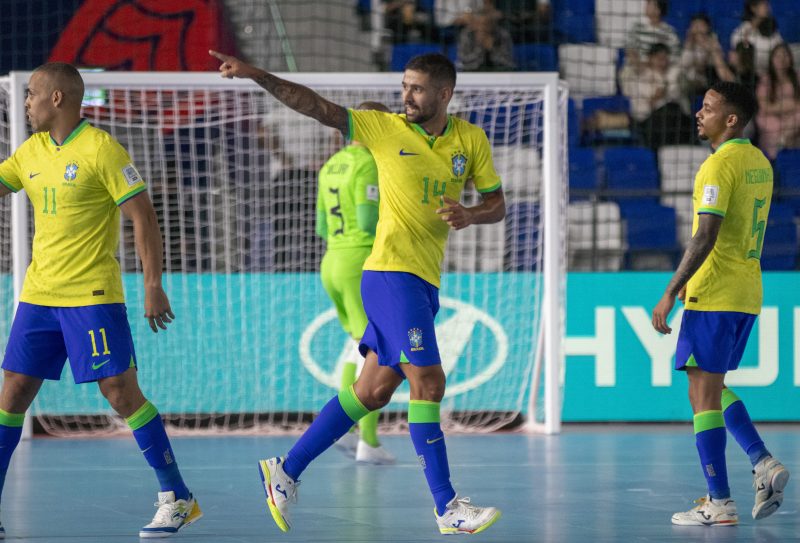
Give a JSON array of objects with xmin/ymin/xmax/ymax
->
[
  {"xmin": 426, "ymin": 436, "xmax": 444, "ymax": 445},
  {"xmin": 29, "ymin": 172, "xmax": 40, "ymax": 179},
  {"xmin": 141, "ymin": 445, "xmax": 153, "ymax": 453},
  {"xmin": 91, "ymin": 359, "xmax": 111, "ymax": 370},
  {"xmin": 399, "ymin": 149, "xmax": 419, "ymax": 156}
]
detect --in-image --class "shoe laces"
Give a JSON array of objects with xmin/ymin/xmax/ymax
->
[
  {"xmin": 449, "ymin": 496, "xmax": 482, "ymax": 520},
  {"xmin": 151, "ymin": 500, "xmax": 184, "ymax": 525}
]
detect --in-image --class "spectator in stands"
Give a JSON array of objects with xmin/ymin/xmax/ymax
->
[
  {"xmin": 494, "ymin": 0, "xmax": 551, "ymax": 43},
  {"xmin": 457, "ymin": 0, "xmax": 515, "ymax": 71},
  {"xmin": 730, "ymin": 41, "xmax": 759, "ymax": 95},
  {"xmin": 625, "ymin": 0, "xmax": 681, "ymax": 72},
  {"xmin": 679, "ymin": 13, "xmax": 735, "ymax": 98},
  {"xmin": 730, "ymin": 0, "xmax": 783, "ymax": 75},
  {"xmin": 620, "ymin": 42, "xmax": 693, "ymax": 148},
  {"xmin": 435, "ymin": 0, "xmax": 484, "ymax": 44},
  {"xmin": 756, "ymin": 43, "xmax": 800, "ymax": 159},
  {"xmin": 384, "ymin": 0, "xmax": 436, "ymax": 43}
]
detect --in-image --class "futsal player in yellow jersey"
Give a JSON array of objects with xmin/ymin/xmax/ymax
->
[
  {"xmin": 211, "ymin": 49, "xmax": 505, "ymax": 535},
  {"xmin": 0, "ymin": 63, "xmax": 201, "ymax": 538},
  {"xmin": 652, "ymin": 81, "xmax": 789, "ymax": 526}
]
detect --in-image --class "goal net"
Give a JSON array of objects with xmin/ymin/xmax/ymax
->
[{"xmin": 0, "ymin": 72, "xmax": 567, "ymax": 436}]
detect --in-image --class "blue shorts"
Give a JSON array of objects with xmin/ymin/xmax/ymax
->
[
  {"xmin": 2, "ymin": 302, "xmax": 137, "ymax": 384},
  {"xmin": 359, "ymin": 271, "xmax": 441, "ymax": 377},
  {"xmin": 675, "ymin": 310, "xmax": 757, "ymax": 374}
]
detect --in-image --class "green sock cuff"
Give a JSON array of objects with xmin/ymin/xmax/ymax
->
[
  {"xmin": 721, "ymin": 388, "xmax": 741, "ymax": 411},
  {"xmin": 0, "ymin": 409, "xmax": 25, "ymax": 427},
  {"xmin": 340, "ymin": 362, "xmax": 357, "ymax": 390},
  {"xmin": 126, "ymin": 401, "xmax": 159, "ymax": 430},
  {"xmin": 338, "ymin": 386, "xmax": 370, "ymax": 422},
  {"xmin": 694, "ymin": 410, "xmax": 724, "ymax": 434},
  {"xmin": 409, "ymin": 400, "xmax": 440, "ymax": 423}
]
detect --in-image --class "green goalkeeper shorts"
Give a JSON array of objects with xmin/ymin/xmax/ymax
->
[{"xmin": 320, "ymin": 246, "xmax": 372, "ymax": 338}]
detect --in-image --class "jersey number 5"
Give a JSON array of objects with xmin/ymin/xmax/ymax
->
[{"xmin": 747, "ymin": 197, "xmax": 767, "ymax": 260}]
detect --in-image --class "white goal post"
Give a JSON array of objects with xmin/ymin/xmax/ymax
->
[{"xmin": 0, "ymin": 71, "xmax": 566, "ymax": 437}]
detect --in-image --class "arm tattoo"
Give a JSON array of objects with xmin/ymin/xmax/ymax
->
[
  {"xmin": 665, "ymin": 233, "xmax": 715, "ymax": 297},
  {"xmin": 253, "ymin": 72, "xmax": 348, "ymax": 134}
]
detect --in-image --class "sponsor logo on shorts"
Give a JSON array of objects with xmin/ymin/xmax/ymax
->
[
  {"xmin": 408, "ymin": 327, "xmax": 424, "ymax": 351},
  {"xmin": 91, "ymin": 359, "xmax": 111, "ymax": 370}
]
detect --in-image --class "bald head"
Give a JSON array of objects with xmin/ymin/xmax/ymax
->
[{"xmin": 33, "ymin": 62, "xmax": 85, "ymax": 109}]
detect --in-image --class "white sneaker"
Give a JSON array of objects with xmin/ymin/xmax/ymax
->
[
  {"xmin": 434, "ymin": 495, "xmax": 501, "ymax": 535},
  {"xmin": 139, "ymin": 491, "xmax": 202, "ymax": 538},
  {"xmin": 333, "ymin": 432, "xmax": 359, "ymax": 459},
  {"xmin": 752, "ymin": 456, "xmax": 790, "ymax": 520},
  {"xmin": 258, "ymin": 457, "xmax": 298, "ymax": 532},
  {"xmin": 356, "ymin": 440, "xmax": 396, "ymax": 465},
  {"xmin": 671, "ymin": 496, "xmax": 738, "ymax": 526}
]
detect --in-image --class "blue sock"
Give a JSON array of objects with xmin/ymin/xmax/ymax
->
[
  {"xmin": 409, "ymin": 400, "xmax": 456, "ymax": 516},
  {"xmin": 127, "ymin": 401, "xmax": 189, "ymax": 500},
  {"xmin": 283, "ymin": 386, "xmax": 370, "ymax": 481},
  {"xmin": 722, "ymin": 389, "xmax": 770, "ymax": 467},
  {"xmin": 0, "ymin": 410, "xmax": 24, "ymax": 506},
  {"xmin": 694, "ymin": 410, "xmax": 730, "ymax": 500}
]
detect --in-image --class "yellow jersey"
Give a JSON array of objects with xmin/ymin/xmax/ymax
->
[
  {"xmin": 0, "ymin": 120, "xmax": 147, "ymax": 306},
  {"xmin": 348, "ymin": 110, "xmax": 501, "ymax": 287},
  {"xmin": 685, "ymin": 138, "xmax": 772, "ymax": 314}
]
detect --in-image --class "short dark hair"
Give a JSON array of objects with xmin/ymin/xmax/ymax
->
[
  {"xmin": 647, "ymin": 42, "xmax": 671, "ymax": 57},
  {"xmin": 34, "ymin": 62, "xmax": 84, "ymax": 106},
  {"xmin": 404, "ymin": 53, "xmax": 456, "ymax": 89},
  {"xmin": 709, "ymin": 81, "xmax": 757, "ymax": 126},
  {"xmin": 689, "ymin": 12, "xmax": 711, "ymax": 27},
  {"xmin": 649, "ymin": 0, "xmax": 668, "ymax": 17}
]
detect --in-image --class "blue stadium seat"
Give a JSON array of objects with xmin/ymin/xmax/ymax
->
[
  {"xmin": 710, "ymin": 16, "xmax": 742, "ymax": 50},
  {"xmin": 390, "ymin": 43, "xmax": 442, "ymax": 72},
  {"xmin": 774, "ymin": 149, "xmax": 800, "ymax": 213},
  {"xmin": 581, "ymin": 95, "xmax": 633, "ymax": 145},
  {"xmin": 513, "ymin": 44, "xmax": 558, "ymax": 71},
  {"xmin": 603, "ymin": 146, "xmax": 660, "ymax": 202},
  {"xmin": 761, "ymin": 203, "xmax": 798, "ymax": 270},
  {"xmin": 568, "ymin": 98, "xmax": 580, "ymax": 148},
  {"xmin": 505, "ymin": 201, "xmax": 540, "ymax": 271},
  {"xmin": 706, "ymin": 1, "xmax": 743, "ymax": 23},
  {"xmin": 552, "ymin": 0, "xmax": 596, "ymax": 42},
  {"xmin": 618, "ymin": 201, "xmax": 680, "ymax": 267},
  {"xmin": 568, "ymin": 148, "xmax": 598, "ymax": 200},
  {"xmin": 770, "ymin": 0, "xmax": 800, "ymax": 41}
]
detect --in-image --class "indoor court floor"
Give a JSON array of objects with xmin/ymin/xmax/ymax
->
[{"xmin": 3, "ymin": 426, "xmax": 799, "ymax": 542}]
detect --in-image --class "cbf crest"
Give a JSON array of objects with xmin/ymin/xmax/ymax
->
[
  {"xmin": 408, "ymin": 327, "xmax": 424, "ymax": 352},
  {"xmin": 451, "ymin": 151, "xmax": 467, "ymax": 177},
  {"xmin": 64, "ymin": 162, "xmax": 79, "ymax": 181}
]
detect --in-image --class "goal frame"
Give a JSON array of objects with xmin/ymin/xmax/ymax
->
[{"xmin": 3, "ymin": 70, "xmax": 565, "ymax": 437}]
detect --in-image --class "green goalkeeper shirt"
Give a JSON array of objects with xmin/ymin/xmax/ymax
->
[{"xmin": 316, "ymin": 144, "xmax": 379, "ymax": 250}]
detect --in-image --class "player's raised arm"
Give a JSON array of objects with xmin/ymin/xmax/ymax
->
[
  {"xmin": 209, "ymin": 50, "xmax": 349, "ymax": 135},
  {"xmin": 119, "ymin": 191, "xmax": 174, "ymax": 333}
]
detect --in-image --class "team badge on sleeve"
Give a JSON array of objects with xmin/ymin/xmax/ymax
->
[
  {"xmin": 451, "ymin": 152, "xmax": 467, "ymax": 177},
  {"xmin": 366, "ymin": 185, "xmax": 379, "ymax": 202},
  {"xmin": 64, "ymin": 162, "xmax": 79, "ymax": 181},
  {"xmin": 122, "ymin": 163, "xmax": 143, "ymax": 186},
  {"xmin": 702, "ymin": 185, "xmax": 719, "ymax": 206}
]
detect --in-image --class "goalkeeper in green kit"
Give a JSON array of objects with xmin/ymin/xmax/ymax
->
[{"xmin": 317, "ymin": 101, "xmax": 395, "ymax": 465}]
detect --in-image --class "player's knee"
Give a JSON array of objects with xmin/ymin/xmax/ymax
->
[
  {"xmin": 409, "ymin": 380, "xmax": 445, "ymax": 402},
  {"xmin": 99, "ymin": 376, "xmax": 145, "ymax": 417},
  {"xmin": 361, "ymin": 383, "xmax": 394, "ymax": 410}
]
